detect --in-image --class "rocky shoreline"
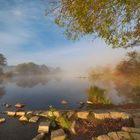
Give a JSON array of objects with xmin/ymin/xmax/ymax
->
[{"xmin": 1, "ymin": 108, "xmax": 140, "ymax": 140}]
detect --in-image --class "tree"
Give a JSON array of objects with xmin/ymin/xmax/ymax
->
[
  {"xmin": 115, "ymin": 51, "xmax": 140, "ymax": 84},
  {"xmin": 47, "ymin": 0, "xmax": 140, "ymax": 48},
  {"xmin": 0, "ymin": 54, "xmax": 7, "ymax": 76},
  {"xmin": 16, "ymin": 62, "xmax": 51, "ymax": 75},
  {"xmin": 0, "ymin": 54, "xmax": 7, "ymax": 66}
]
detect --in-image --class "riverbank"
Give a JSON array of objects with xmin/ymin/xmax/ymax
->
[{"xmin": 1, "ymin": 108, "xmax": 140, "ymax": 140}]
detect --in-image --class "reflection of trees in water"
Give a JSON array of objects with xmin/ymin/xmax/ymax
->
[
  {"xmin": 0, "ymin": 87, "xmax": 5, "ymax": 99},
  {"xmin": 87, "ymin": 86, "xmax": 111, "ymax": 105},
  {"xmin": 15, "ymin": 77, "xmax": 50, "ymax": 88},
  {"xmin": 14, "ymin": 76, "xmax": 62, "ymax": 88},
  {"xmin": 0, "ymin": 79, "xmax": 5, "ymax": 99}
]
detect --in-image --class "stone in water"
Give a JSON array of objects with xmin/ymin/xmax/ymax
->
[
  {"xmin": 38, "ymin": 122, "xmax": 50, "ymax": 133},
  {"xmin": 51, "ymin": 129, "xmax": 67, "ymax": 140},
  {"xmin": 15, "ymin": 103, "xmax": 25, "ymax": 108}
]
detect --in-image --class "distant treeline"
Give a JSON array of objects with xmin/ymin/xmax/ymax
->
[
  {"xmin": 2, "ymin": 62, "xmax": 61, "ymax": 77},
  {"xmin": 15, "ymin": 62, "xmax": 61, "ymax": 75}
]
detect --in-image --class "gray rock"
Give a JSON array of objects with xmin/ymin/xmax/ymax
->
[
  {"xmin": 5, "ymin": 104, "xmax": 11, "ymax": 108},
  {"xmin": 51, "ymin": 129, "xmax": 67, "ymax": 140}
]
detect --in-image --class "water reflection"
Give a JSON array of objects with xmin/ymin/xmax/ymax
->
[
  {"xmin": 0, "ymin": 75, "xmax": 139, "ymax": 110},
  {"xmin": 9, "ymin": 76, "xmax": 62, "ymax": 88},
  {"xmin": 0, "ymin": 79, "xmax": 5, "ymax": 99}
]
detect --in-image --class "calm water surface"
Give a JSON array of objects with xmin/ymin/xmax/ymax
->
[{"xmin": 0, "ymin": 76, "xmax": 139, "ymax": 140}]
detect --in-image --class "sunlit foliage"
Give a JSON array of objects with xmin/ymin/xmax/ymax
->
[
  {"xmin": 47, "ymin": 0, "xmax": 140, "ymax": 48},
  {"xmin": 87, "ymin": 86, "xmax": 111, "ymax": 104},
  {"xmin": 115, "ymin": 51, "xmax": 140, "ymax": 84}
]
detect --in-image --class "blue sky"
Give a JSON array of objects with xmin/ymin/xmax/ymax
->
[{"xmin": 0, "ymin": 0, "xmax": 139, "ymax": 74}]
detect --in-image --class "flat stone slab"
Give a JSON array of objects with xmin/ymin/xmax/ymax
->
[
  {"xmin": 117, "ymin": 131, "xmax": 131, "ymax": 139},
  {"xmin": 29, "ymin": 116, "xmax": 39, "ymax": 123},
  {"xmin": 38, "ymin": 122, "xmax": 50, "ymax": 133},
  {"xmin": 51, "ymin": 129, "xmax": 67, "ymax": 140},
  {"xmin": 122, "ymin": 127, "xmax": 140, "ymax": 133},
  {"xmin": 96, "ymin": 134, "xmax": 112, "ymax": 140},
  {"xmin": 6, "ymin": 111, "xmax": 16, "ymax": 117},
  {"xmin": 94, "ymin": 112, "xmax": 110, "ymax": 120},
  {"xmin": 107, "ymin": 132, "xmax": 120, "ymax": 140},
  {"xmin": 32, "ymin": 133, "xmax": 45, "ymax": 140},
  {"xmin": 130, "ymin": 133, "xmax": 140, "ymax": 140},
  {"xmin": 77, "ymin": 111, "xmax": 89, "ymax": 119},
  {"xmin": 16, "ymin": 112, "xmax": 26, "ymax": 116},
  {"xmin": 110, "ymin": 112, "xmax": 130, "ymax": 119}
]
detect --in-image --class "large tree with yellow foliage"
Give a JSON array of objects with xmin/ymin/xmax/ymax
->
[{"xmin": 47, "ymin": 0, "xmax": 140, "ymax": 48}]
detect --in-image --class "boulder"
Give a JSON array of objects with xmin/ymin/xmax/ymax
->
[
  {"xmin": 0, "ymin": 118, "xmax": 5, "ymax": 123},
  {"xmin": 86, "ymin": 100, "xmax": 93, "ymax": 104},
  {"xmin": 38, "ymin": 122, "xmax": 50, "ymax": 133},
  {"xmin": 6, "ymin": 111, "xmax": 16, "ymax": 117},
  {"xmin": 19, "ymin": 116, "xmax": 28, "ymax": 122},
  {"xmin": 32, "ymin": 133, "xmax": 45, "ymax": 140},
  {"xmin": 5, "ymin": 104, "xmax": 11, "ymax": 108},
  {"xmin": 29, "ymin": 116, "xmax": 39, "ymax": 123},
  {"xmin": 77, "ymin": 111, "xmax": 89, "ymax": 119},
  {"xmin": 61, "ymin": 100, "xmax": 68, "ymax": 104},
  {"xmin": 15, "ymin": 103, "xmax": 25, "ymax": 108},
  {"xmin": 16, "ymin": 112, "xmax": 26, "ymax": 116},
  {"xmin": 51, "ymin": 129, "xmax": 67, "ymax": 140}
]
